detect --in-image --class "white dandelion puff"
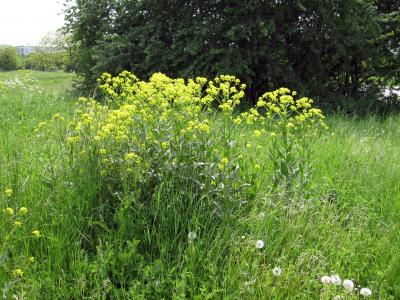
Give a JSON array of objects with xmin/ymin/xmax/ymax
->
[
  {"xmin": 255, "ymin": 240, "xmax": 264, "ymax": 249},
  {"xmin": 330, "ymin": 274, "xmax": 342, "ymax": 285},
  {"xmin": 188, "ymin": 231, "xmax": 197, "ymax": 241},
  {"xmin": 343, "ymin": 279, "xmax": 354, "ymax": 292},
  {"xmin": 360, "ymin": 288, "xmax": 372, "ymax": 297},
  {"xmin": 272, "ymin": 267, "xmax": 282, "ymax": 277},
  {"xmin": 321, "ymin": 275, "xmax": 331, "ymax": 284}
]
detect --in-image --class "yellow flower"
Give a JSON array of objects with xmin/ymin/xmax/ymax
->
[
  {"xmin": 211, "ymin": 180, "xmax": 217, "ymax": 186},
  {"xmin": 98, "ymin": 148, "xmax": 107, "ymax": 155},
  {"xmin": 14, "ymin": 221, "xmax": 22, "ymax": 227},
  {"xmin": 52, "ymin": 114, "xmax": 64, "ymax": 121},
  {"xmin": 161, "ymin": 142, "xmax": 168, "ymax": 150},
  {"xmin": 254, "ymin": 130, "xmax": 262, "ymax": 138},
  {"xmin": 19, "ymin": 207, "xmax": 28, "ymax": 214},
  {"xmin": 28, "ymin": 256, "xmax": 35, "ymax": 263},
  {"xmin": 32, "ymin": 230, "xmax": 41, "ymax": 238},
  {"xmin": 5, "ymin": 207, "xmax": 14, "ymax": 215},
  {"xmin": 270, "ymin": 132, "xmax": 277, "ymax": 137},
  {"xmin": 13, "ymin": 268, "xmax": 23, "ymax": 278},
  {"xmin": 5, "ymin": 188, "xmax": 13, "ymax": 197},
  {"xmin": 246, "ymin": 143, "xmax": 252, "ymax": 149}
]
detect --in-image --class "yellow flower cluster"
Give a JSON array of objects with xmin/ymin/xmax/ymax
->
[
  {"xmin": 66, "ymin": 71, "xmax": 327, "ymax": 184},
  {"xmin": 255, "ymin": 88, "xmax": 328, "ymax": 132}
]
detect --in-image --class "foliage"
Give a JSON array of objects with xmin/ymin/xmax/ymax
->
[
  {"xmin": 0, "ymin": 71, "xmax": 399, "ymax": 298},
  {"xmin": 0, "ymin": 46, "xmax": 19, "ymax": 71},
  {"xmin": 24, "ymin": 51, "xmax": 71, "ymax": 72},
  {"xmin": 0, "ymin": 80, "xmax": 4, "ymax": 96},
  {"xmin": 64, "ymin": 0, "xmax": 399, "ymax": 111}
]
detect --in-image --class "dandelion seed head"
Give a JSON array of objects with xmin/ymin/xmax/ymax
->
[
  {"xmin": 272, "ymin": 267, "xmax": 282, "ymax": 276},
  {"xmin": 343, "ymin": 279, "xmax": 354, "ymax": 292},
  {"xmin": 188, "ymin": 231, "xmax": 197, "ymax": 241},
  {"xmin": 321, "ymin": 275, "xmax": 331, "ymax": 284},
  {"xmin": 360, "ymin": 287, "xmax": 372, "ymax": 297},
  {"xmin": 255, "ymin": 240, "xmax": 264, "ymax": 249},
  {"xmin": 330, "ymin": 274, "xmax": 341, "ymax": 285}
]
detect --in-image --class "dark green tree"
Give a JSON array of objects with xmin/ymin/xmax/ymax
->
[
  {"xmin": 64, "ymin": 0, "xmax": 399, "ymax": 109},
  {"xmin": 0, "ymin": 46, "xmax": 18, "ymax": 71}
]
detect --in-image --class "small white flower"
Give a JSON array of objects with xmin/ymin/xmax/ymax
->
[
  {"xmin": 321, "ymin": 275, "xmax": 331, "ymax": 284},
  {"xmin": 360, "ymin": 287, "xmax": 372, "ymax": 297},
  {"xmin": 255, "ymin": 240, "xmax": 264, "ymax": 249},
  {"xmin": 272, "ymin": 267, "xmax": 282, "ymax": 276},
  {"xmin": 343, "ymin": 279, "xmax": 354, "ymax": 292},
  {"xmin": 330, "ymin": 274, "xmax": 342, "ymax": 285},
  {"xmin": 188, "ymin": 231, "xmax": 197, "ymax": 241}
]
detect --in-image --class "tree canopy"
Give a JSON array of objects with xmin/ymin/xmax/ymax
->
[{"xmin": 64, "ymin": 0, "xmax": 399, "ymax": 108}]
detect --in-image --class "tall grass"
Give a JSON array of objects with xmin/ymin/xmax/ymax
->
[{"xmin": 0, "ymin": 71, "xmax": 399, "ymax": 299}]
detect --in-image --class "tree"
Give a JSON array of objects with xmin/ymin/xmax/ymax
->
[
  {"xmin": 64, "ymin": 0, "xmax": 399, "ymax": 110},
  {"xmin": 0, "ymin": 46, "xmax": 18, "ymax": 71}
]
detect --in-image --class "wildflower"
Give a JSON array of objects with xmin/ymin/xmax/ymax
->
[
  {"xmin": 98, "ymin": 148, "xmax": 107, "ymax": 155},
  {"xmin": 343, "ymin": 279, "xmax": 354, "ymax": 292},
  {"xmin": 211, "ymin": 180, "xmax": 217, "ymax": 186},
  {"xmin": 28, "ymin": 256, "xmax": 35, "ymax": 263},
  {"xmin": 219, "ymin": 157, "xmax": 229, "ymax": 170},
  {"xmin": 19, "ymin": 207, "xmax": 28, "ymax": 214},
  {"xmin": 14, "ymin": 221, "xmax": 22, "ymax": 227},
  {"xmin": 32, "ymin": 229, "xmax": 41, "ymax": 237},
  {"xmin": 321, "ymin": 275, "xmax": 331, "ymax": 284},
  {"xmin": 255, "ymin": 240, "xmax": 264, "ymax": 249},
  {"xmin": 161, "ymin": 142, "xmax": 168, "ymax": 150},
  {"xmin": 52, "ymin": 113, "xmax": 64, "ymax": 121},
  {"xmin": 254, "ymin": 130, "xmax": 262, "ymax": 137},
  {"xmin": 13, "ymin": 268, "xmax": 23, "ymax": 278},
  {"xmin": 330, "ymin": 274, "xmax": 341, "ymax": 285},
  {"xmin": 272, "ymin": 267, "xmax": 282, "ymax": 277},
  {"xmin": 360, "ymin": 288, "xmax": 372, "ymax": 297},
  {"xmin": 246, "ymin": 143, "xmax": 252, "ymax": 149},
  {"xmin": 5, "ymin": 188, "xmax": 13, "ymax": 197},
  {"xmin": 270, "ymin": 132, "xmax": 277, "ymax": 137},
  {"xmin": 188, "ymin": 231, "xmax": 197, "ymax": 241},
  {"xmin": 5, "ymin": 207, "xmax": 14, "ymax": 215}
]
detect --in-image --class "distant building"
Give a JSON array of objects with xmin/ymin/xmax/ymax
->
[
  {"xmin": 16, "ymin": 46, "xmax": 36, "ymax": 57},
  {"xmin": 16, "ymin": 46, "xmax": 59, "ymax": 57}
]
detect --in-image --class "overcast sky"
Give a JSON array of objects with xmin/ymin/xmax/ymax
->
[{"xmin": 0, "ymin": 0, "xmax": 68, "ymax": 46}]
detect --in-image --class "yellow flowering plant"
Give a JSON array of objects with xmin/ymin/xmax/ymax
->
[
  {"xmin": 255, "ymin": 88, "xmax": 328, "ymax": 186},
  {"xmin": 63, "ymin": 71, "xmax": 327, "ymax": 248}
]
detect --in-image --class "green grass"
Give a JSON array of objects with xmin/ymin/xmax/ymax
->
[
  {"xmin": 0, "ymin": 71, "xmax": 399, "ymax": 299},
  {"xmin": 0, "ymin": 70, "xmax": 76, "ymax": 92}
]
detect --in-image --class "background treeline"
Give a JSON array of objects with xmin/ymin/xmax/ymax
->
[
  {"xmin": 24, "ymin": 51, "xmax": 72, "ymax": 72},
  {"xmin": 64, "ymin": 0, "xmax": 398, "ymax": 111},
  {"xmin": 0, "ymin": 47, "xmax": 73, "ymax": 72}
]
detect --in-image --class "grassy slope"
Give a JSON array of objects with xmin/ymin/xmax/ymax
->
[{"xmin": 0, "ymin": 71, "xmax": 399, "ymax": 298}]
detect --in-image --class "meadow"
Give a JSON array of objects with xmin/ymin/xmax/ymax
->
[{"xmin": 0, "ymin": 70, "xmax": 399, "ymax": 299}]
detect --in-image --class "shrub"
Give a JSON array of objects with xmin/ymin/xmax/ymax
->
[{"xmin": 0, "ymin": 46, "xmax": 18, "ymax": 71}]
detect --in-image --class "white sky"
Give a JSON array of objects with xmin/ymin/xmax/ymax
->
[{"xmin": 0, "ymin": 0, "xmax": 68, "ymax": 46}]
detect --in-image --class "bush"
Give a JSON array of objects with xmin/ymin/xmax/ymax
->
[
  {"xmin": 40, "ymin": 71, "xmax": 326, "ymax": 296},
  {"xmin": 0, "ymin": 46, "xmax": 18, "ymax": 71}
]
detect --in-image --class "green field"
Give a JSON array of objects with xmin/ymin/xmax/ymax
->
[{"xmin": 0, "ymin": 71, "xmax": 399, "ymax": 299}]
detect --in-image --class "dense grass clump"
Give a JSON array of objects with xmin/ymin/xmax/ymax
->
[{"xmin": 0, "ymin": 71, "xmax": 399, "ymax": 299}]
